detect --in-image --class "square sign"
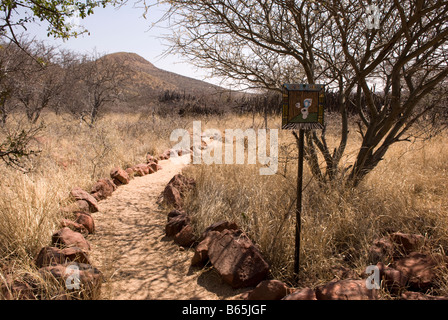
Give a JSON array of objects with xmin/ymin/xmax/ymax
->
[{"xmin": 282, "ymin": 84, "xmax": 325, "ymax": 130}]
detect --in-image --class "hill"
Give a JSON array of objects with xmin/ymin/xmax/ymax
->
[{"xmin": 101, "ymin": 52, "xmax": 228, "ymax": 108}]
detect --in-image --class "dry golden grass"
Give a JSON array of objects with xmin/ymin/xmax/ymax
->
[
  {"xmin": 181, "ymin": 113, "xmax": 448, "ymax": 294},
  {"xmin": 1, "ymin": 110, "xmax": 447, "ymax": 299},
  {"xmin": 0, "ymin": 111, "xmax": 194, "ymax": 299}
]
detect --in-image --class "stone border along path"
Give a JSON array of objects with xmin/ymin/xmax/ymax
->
[{"xmin": 88, "ymin": 154, "xmax": 245, "ymax": 300}]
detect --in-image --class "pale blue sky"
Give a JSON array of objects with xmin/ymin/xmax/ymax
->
[{"xmin": 22, "ymin": 2, "xmax": 224, "ymax": 87}]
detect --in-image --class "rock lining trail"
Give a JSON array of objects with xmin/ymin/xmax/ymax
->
[{"xmin": 88, "ymin": 155, "xmax": 243, "ymax": 300}]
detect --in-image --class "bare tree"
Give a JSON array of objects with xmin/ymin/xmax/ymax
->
[
  {"xmin": 13, "ymin": 41, "xmax": 65, "ymax": 123},
  {"xmin": 0, "ymin": 39, "xmax": 32, "ymax": 126},
  {"xmin": 160, "ymin": 0, "xmax": 448, "ymax": 186},
  {"xmin": 75, "ymin": 52, "xmax": 129, "ymax": 126}
]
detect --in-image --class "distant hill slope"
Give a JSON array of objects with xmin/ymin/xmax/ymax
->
[{"xmin": 102, "ymin": 52, "xmax": 227, "ymax": 105}]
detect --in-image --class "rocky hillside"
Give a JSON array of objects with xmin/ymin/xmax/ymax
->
[{"xmin": 101, "ymin": 52, "xmax": 227, "ymax": 107}]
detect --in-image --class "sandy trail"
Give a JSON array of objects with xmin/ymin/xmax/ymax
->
[{"xmin": 88, "ymin": 155, "xmax": 242, "ymax": 300}]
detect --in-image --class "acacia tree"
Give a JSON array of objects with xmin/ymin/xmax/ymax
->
[
  {"xmin": 74, "ymin": 52, "xmax": 129, "ymax": 126},
  {"xmin": 13, "ymin": 40, "xmax": 65, "ymax": 123},
  {"xmin": 160, "ymin": 0, "xmax": 448, "ymax": 186}
]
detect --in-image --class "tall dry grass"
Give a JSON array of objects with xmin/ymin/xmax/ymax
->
[
  {"xmin": 181, "ymin": 113, "xmax": 448, "ymax": 294},
  {"xmin": 1, "ymin": 110, "xmax": 447, "ymax": 298},
  {"xmin": 0, "ymin": 111, "xmax": 199, "ymax": 299}
]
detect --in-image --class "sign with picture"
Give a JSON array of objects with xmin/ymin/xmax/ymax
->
[{"xmin": 282, "ymin": 84, "xmax": 325, "ymax": 130}]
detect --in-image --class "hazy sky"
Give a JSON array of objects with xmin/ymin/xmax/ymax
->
[{"xmin": 22, "ymin": 2, "xmax": 223, "ymax": 87}]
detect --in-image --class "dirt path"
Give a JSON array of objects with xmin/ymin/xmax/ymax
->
[{"xmin": 88, "ymin": 155, "xmax": 243, "ymax": 300}]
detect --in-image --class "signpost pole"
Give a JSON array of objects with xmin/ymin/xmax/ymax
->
[
  {"xmin": 294, "ymin": 129, "xmax": 304, "ymax": 279},
  {"xmin": 282, "ymin": 83, "xmax": 325, "ymax": 282}
]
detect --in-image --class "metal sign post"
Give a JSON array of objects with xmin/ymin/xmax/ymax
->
[{"xmin": 282, "ymin": 84, "xmax": 325, "ymax": 279}]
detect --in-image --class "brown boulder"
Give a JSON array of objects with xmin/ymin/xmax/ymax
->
[
  {"xmin": 70, "ymin": 188, "xmax": 99, "ymax": 213},
  {"xmin": 167, "ymin": 209, "xmax": 185, "ymax": 220},
  {"xmin": 368, "ymin": 237, "xmax": 395, "ymax": 262},
  {"xmin": 163, "ymin": 184, "xmax": 183, "ymax": 209},
  {"xmin": 35, "ymin": 246, "xmax": 90, "ymax": 268},
  {"xmin": 174, "ymin": 224, "xmax": 196, "ymax": 247},
  {"xmin": 90, "ymin": 179, "xmax": 116, "ymax": 201},
  {"xmin": 390, "ymin": 232, "xmax": 425, "ymax": 255},
  {"xmin": 247, "ymin": 280, "xmax": 290, "ymax": 300},
  {"xmin": 376, "ymin": 262, "xmax": 408, "ymax": 293},
  {"xmin": 52, "ymin": 227, "xmax": 90, "ymax": 251},
  {"xmin": 125, "ymin": 168, "xmax": 135, "ymax": 180},
  {"xmin": 207, "ymin": 229, "xmax": 270, "ymax": 288},
  {"xmin": 282, "ymin": 287, "xmax": 317, "ymax": 300},
  {"xmin": 167, "ymin": 174, "xmax": 196, "ymax": 195},
  {"xmin": 60, "ymin": 219, "xmax": 88, "ymax": 236},
  {"xmin": 75, "ymin": 212, "xmax": 95, "ymax": 234},
  {"xmin": 166, "ymin": 214, "xmax": 190, "ymax": 237},
  {"xmin": 110, "ymin": 167, "xmax": 130, "ymax": 185},
  {"xmin": 315, "ymin": 279, "xmax": 378, "ymax": 300},
  {"xmin": 191, "ymin": 236, "xmax": 213, "ymax": 267},
  {"xmin": 134, "ymin": 163, "xmax": 150, "ymax": 176},
  {"xmin": 162, "ymin": 174, "xmax": 196, "ymax": 208},
  {"xmin": 75, "ymin": 200, "xmax": 91, "ymax": 214},
  {"xmin": 148, "ymin": 162, "xmax": 158, "ymax": 173},
  {"xmin": 393, "ymin": 252, "xmax": 442, "ymax": 291},
  {"xmin": 200, "ymin": 221, "xmax": 239, "ymax": 241}
]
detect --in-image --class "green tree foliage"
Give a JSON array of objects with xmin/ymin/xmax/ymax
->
[{"xmin": 0, "ymin": 0, "xmax": 120, "ymax": 43}]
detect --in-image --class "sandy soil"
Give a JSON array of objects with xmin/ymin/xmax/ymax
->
[{"xmin": 88, "ymin": 155, "xmax": 245, "ymax": 300}]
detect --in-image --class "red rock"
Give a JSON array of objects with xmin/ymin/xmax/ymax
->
[
  {"xmin": 315, "ymin": 279, "xmax": 378, "ymax": 300},
  {"xmin": 70, "ymin": 188, "xmax": 99, "ymax": 213},
  {"xmin": 132, "ymin": 165, "xmax": 146, "ymax": 177},
  {"xmin": 90, "ymin": 179, "xmax": 116, "ymax": 200},
  {"xmin": 75, "ymin": 200, "xmax": 91, "ymax": 213},
  {"xmin": 110, "ymin": 167, "xmax": 130, "ymax": 185},
  {"xmin": 75, "ymin": 212, "xmax": 95, "ymax": 234},
  {"xmin": 282, "ymin": 287, "xmax": 317, "ymax": 300},
  {"xmin": 135, "ymin": 163, "xmax": 150, "ymax": 175},
  {"xmin": 390, "ymin": 232, "xmax": 424, "ymax": 255},
  {"xmin": 163, "ymin": 184, "xmax": 183, "ymax": 209},
  {"xmin": 148, "ymin": 162, "xmax": 158, "ymax": 172},
  {"xmin": 167, "ymin": 209, "xmax": 185, "ymax": 220},
  {"xmin": 191, "ymin": 236, "xmax": 212, "ymax": 267},
  {"xmin": 166, "ymin": 214, "xmax": 190, "ymax": 237},
  {"xmin": 393, "ymin": 252, "xmax": 442, "ymax": 291},
  {"xmin": 35, "ymin": 246, "xmax": 90, "ymax": 268},
  {"xmin": 162, "ymin": 174, "xmax": 196, "ymax": 209},
  {"xmin": 60, "ymin": 219, "xmax": 88, "ymax": 236},
  {"xmin": 368, "ymin": 237, "xmax": 395, "ymax": 262},
  {"xmin": 376, "ymin": 262, "xmax": 408, "ymax": 293},
  {"xmin": 174, "ymin": 224, "xmax": 196, "ymax": 247},
  {"xmin": 199, "ymin": 221, "xmax": 239, "ymax": 241},
  {"xmin": 125, "ymin": 167, "xmax": 135, "ymax": 179},
  {"xmin": 52, "ymin": 227, "xmax": 90, "ymax": 251},
  {"xmin": 247, "ymin": 280, "xmax": 290, "ymax": 300},
  {"xmin": 35, "ymin": 246, "xmax": 66, "ymax": 267},
  {"xmin": 207, "ymin": 229, "xmax": 270, "ymax": 288},
  {"xmin": 167, "ymin": 174, "xmax": 196, "ymax": 195},
  {"xmin": 60, "ymin": 247, "xmax": 91, "ymax": 265}
]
